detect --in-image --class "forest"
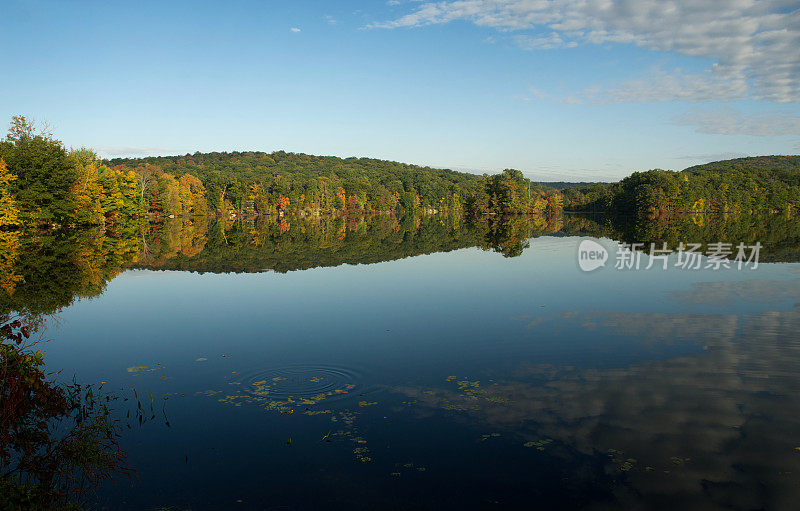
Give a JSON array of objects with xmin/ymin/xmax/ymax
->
[
  {"xmin": 0, "ymin": 116, "xmax": 561, "ymax": 230},
  {"xmin": 562, "ymin": 156, "xmax": 800, "ymax": 216},
  {"xmin": 2, "ymin": 115, "xmax": 799, "ymax": 230}
]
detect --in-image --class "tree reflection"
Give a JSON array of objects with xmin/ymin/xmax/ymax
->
[
  {"xmin": 1, "ymin": 212, "xmax": 799, "ymax": 508},
  {"xmin": 0, "ymin": 229, "xmax": 141, "ymax": 509},
  {"xmin": 597, "ymin": 212, "xmax": 800, "ymax": 261},
  {"xmin": 1, "ymin": 213, "xmax": 798, "ymax": 316},
  {"xmin": 0, "ymin": 316, "xmax": 133, "ymax": 510}
]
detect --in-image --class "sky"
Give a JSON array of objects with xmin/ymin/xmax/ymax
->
[{"xmin": 1, "ymin": 0, "xmax": 799, "ymax": 181}]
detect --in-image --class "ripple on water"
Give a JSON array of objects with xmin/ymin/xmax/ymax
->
[{"xmin": 234, "ymin": 364, "xmax": 370, "ymax": 403}]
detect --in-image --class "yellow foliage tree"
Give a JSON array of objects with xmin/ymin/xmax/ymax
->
[
  {"xmin": 69, "ymin": 149, "xmax": 105, "ymax": 225},
  {"xmin": 160, "ymin": 174, "xmax": 182, "ymax": 216},
  {"xmin": 0, "ymin": 158, "xmax": 19, "ymax": 227},
  {"xmin": 246, "ymin": 183, "xmax": 261, "ymax": 213},
  {"xmin": 178, "ymin": 174, "xmax": 208, "ymax": 216},
  {"xmin": 0, "ymin": 230, "xmax": 22, "ymax": 297}
]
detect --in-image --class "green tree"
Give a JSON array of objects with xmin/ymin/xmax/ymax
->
[{"xmin": 0, "ymin": 117, "xmax": 77, "ymax": 226}]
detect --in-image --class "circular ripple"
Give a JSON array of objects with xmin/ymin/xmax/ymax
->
[{"xmin": 236, "ymin": 364, "xmax": 367, "ymax": 402}]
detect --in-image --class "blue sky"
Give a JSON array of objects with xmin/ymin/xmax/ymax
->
[{"xmin": 2, "ymin": 0, "xmax": 798, "ymax": 181}]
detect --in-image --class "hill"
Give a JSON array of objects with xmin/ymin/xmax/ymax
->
[
  {"xmin": 0, "ymin": 114, "xmax": 563, "ymax": 228},
  {"xmin": 107, "ymin": 151, "xmax": 483, "ymax": 213},
  {"xmin": 563, "ymin": 155, "xmax": 800, "ymax": 215},
  {"xmin": 537, "ymin": 181, "xmax": 609, "ymax": 190},
  {"xmin": 106, "ymin": 151, "xmax": 562, "ymax": 218},
  {"xmin": 683, "ymin": 155, "xmax": 800, "ymax": 174}
]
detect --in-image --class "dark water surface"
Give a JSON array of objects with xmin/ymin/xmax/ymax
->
[{"xmin": 6, "ymin": 214, "xmax": 800, "ymax": 509}]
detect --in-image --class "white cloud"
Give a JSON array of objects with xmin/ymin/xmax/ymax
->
[
  {"xmin": 290, "ymin": 27, "xmax": 301, "ymax": 33},
  {"xmin": 527, "ymin": 87, "xmax": 548, "ymax": 100},
  {"xmin": 372, "ymin": 0, "xmax": 800, "ymax": 103},
  {"xmin": 572, "ymin": 67, "xmax": 749, "ymax": 104},
  {"xmin": 324, "ymin": 15, "xmax": 337, "ymax": 25},
  {"xmin": 514, "ymin": 32, "xmax": 577, "ymax": 50},
  {"xmin": 673, "ymin": 107, "xmax": 800, "ymax": 136}
]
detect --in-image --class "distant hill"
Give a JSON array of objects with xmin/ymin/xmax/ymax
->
[
  {"xmin": 564, "ymin": 154, "xmax": 800, "ymax": 215},
  {"xmin": 538, "ymin": 181, "xmax": 611, "ymax": 190},
  {"xmin": 683, "ymin": 155, "xmax": 800, "ymax": 174},
  {"xmin": 107, "ymin": 150, "xmax": 481, "ymax": 190},
  {"xmin": 106, "ymin": 151, "xmax": 561, "ymax": 216},
  {"xmin": 106, "ymin": 150, "xmax": 485, "ymax": 213}
]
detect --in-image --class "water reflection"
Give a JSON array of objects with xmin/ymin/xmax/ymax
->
[
  {"xmin": 0, "ymin": 213, "xmax": 575, "ymax": 317},
  {"xmin": 396, "ymin": 306, "xmax": 800, "ymax": 509},
  {"xmin": 2, "ymin": 212, "xmax": 800, "ymax": 509},
  {"xmin": 673, "ymin": 278, "xmax": 800, "ymax": 305},
  {"xmin": 2, "ymin": 213, "xmax": 798, "ymax": 314},
  {"xmin": 586, "ymin": 212, "xmax": 800, "ymax": 262},
  {"xmin": 0, "ymin": 316, "xmax": 134, "ymax": 509}
]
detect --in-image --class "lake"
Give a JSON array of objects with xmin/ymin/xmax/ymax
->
[{"xmin": 4, "ymin": 213, "xmax": 800, "ymax": 510}]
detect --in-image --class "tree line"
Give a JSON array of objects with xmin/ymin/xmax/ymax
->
[
  {"xmin": 107, "ymin": 151, "xmax": 563, "ymax": 219},
  {"xmin": 3, "ymin": 115, "xmax": 798, "ymax": 229},
  {"xmin": 0, "ymin": 116, "xmax": 564, "ymax": 228},
  {"xmin": 562, "ymin": 156, "xmax": 800, "ymax": 217}
]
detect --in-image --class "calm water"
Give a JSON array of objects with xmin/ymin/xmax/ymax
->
[{"xmin": 6, "ymin": 214, "xmax": 800, "ymax": 509}]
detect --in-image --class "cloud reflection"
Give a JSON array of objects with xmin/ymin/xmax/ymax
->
[{"xmin": 395, "ymin": 306, "xmax": 800, "ymax": 509}]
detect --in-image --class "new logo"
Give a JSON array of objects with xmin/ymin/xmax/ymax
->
[{"xmin": 577, "ymin": 239, "xmax": 608, "ymax": 272}]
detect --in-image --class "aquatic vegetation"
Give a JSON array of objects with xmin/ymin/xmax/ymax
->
[
  {"xmin": 484, "ymin": 395, "xmax": 509, "ymax": 404},
  {"xmin": 606, "ymin": 449, "xmax": 678, "ymax": 474},
  {"xmin": 390, "ymin": 461, "xmax": 428, "ymax": 477},
  {"xmin": 401, "ymin": 375, "xmax": 514, "ymax": 413},
  {"xmin": 200, "ymin": 372, "xmax": 374, "ymax": 463},
  {"xmin": 126, "ymin": 364, "xmax": 161, "ymax": 373},
  {"xmin": 351, "ymin": 437, "xmax": 371, "ymax": 463},
  {"xmin": 456, "ymin": 379, "xmax": 481, "ymax": 393},
  {"xmin": 524, "ymin": 439, "xmax": 553, "ymax": 450},
  {"xmin": 331, "ymin": 410, "xmax": 357, "ymax": 427}
]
